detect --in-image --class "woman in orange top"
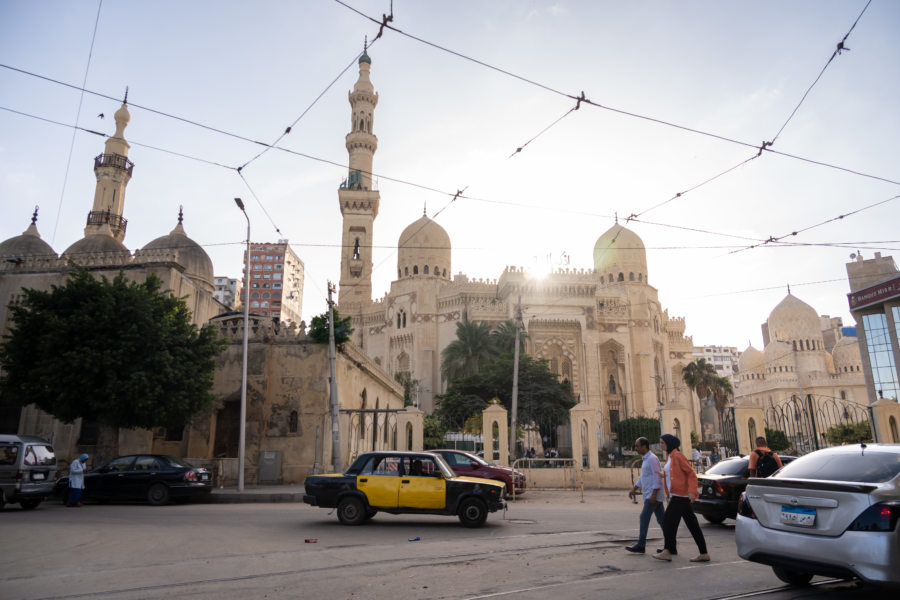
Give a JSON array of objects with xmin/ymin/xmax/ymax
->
[{"xmin": 652, "ymin": 434, "xmax": 710, "ymax": 563}]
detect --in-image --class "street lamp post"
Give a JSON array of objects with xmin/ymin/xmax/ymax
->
[{"xmin": 234, "ymin": 198, "xmax": 250, "ymax": 492}]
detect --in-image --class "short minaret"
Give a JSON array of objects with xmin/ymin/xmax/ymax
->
[
  {"xmin": 338, "ymin": 46, "xmax": 380, "ymax": 308},
  {"xmin": 85, "ymin": 94, "xmax": 134, "ymax": 242}
]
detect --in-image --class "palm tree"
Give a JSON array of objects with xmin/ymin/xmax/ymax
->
[
  {"xmin": 709, "ymin": 375, "xmax": 733, "ymax": 418},
  {"xmin": 682, "ymin": 358, "xmax": 717, "ymax": 407},
  {"xmin": 440, "ymin": 319, "xmax": 496, "ymax": 383},
  {"xmin": 490, "ymin": 319, "xmax": 527, "ymax": 355}
]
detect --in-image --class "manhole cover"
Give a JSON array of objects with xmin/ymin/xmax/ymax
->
[{"xmin": 508, "ymin": 519, "xmax": 536, "ymax": 524}]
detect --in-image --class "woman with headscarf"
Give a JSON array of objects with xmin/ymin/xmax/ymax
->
[
  {"xmin": 67, "ymin": 453, "xmax": 89, "ymax": 507},
  {"xmin": 652, "ymin": 434, "xmax": 709, "ymax": 562}
]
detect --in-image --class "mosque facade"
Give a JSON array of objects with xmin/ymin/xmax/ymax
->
[{"xmin": 336, "ymin": 52, "xmax": 700, "ymax": 451}]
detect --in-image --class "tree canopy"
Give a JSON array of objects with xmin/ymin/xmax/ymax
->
[
  {"xmin": 0, "ymin": 269, "xmax": 226, "ymax": 434},
  {"xmin": 440, "ymin": 319, "xmax": 496, "ymax": 383},
  {"xmin": 682, "ymin": 358, "xmax": 718, "ymax": 407},
  {"xmin": 308, "ymin": 307, "xmax": 353, "ymax": 345}
]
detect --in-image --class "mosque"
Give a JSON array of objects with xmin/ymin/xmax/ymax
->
[{"xmin": 334, "ymin": 50, "xmax": 700, "ymax": 452}]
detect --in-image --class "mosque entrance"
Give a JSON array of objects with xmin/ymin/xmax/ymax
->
[
  {"xmin": 213, "ymin": 400, "xmax": 240, "ymax": 457},
  {"xmin": 764, "ymin": 396, "xmax": 873, "ymax": 456}
]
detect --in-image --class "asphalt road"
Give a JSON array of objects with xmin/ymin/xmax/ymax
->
[{"xmin": 1, "ymin": 490, "xmax": 894, "ymax": 600}]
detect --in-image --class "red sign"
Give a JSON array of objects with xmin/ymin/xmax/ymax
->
[{"xmin": 848, "ymin": 276, "xmax": 900, "ymax": 310}]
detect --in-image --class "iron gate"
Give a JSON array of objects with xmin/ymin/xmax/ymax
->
[{"xmin": 764, "ymin": 396, "xmax": 873, "ymax": 456}]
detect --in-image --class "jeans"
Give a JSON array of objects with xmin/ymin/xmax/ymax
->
[
  {"xmin": 662, "ymin": 496, "xmax": 707, "ymax": 554},
  {"xmin": 637, "ymin": 497, "xmax": 665, "ymax": 548}
]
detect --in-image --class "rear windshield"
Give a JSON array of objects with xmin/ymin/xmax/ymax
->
[
  {"xmin": 24, "ymin": 445, "xmax": 55, "ymax": 466},
  {"xmin": 705, "ymin": 458, "xmax": 748, "ymax": 476},
  {"xmin": 776, "ymin": 450, "xmax": 900, "ymax": 484}
]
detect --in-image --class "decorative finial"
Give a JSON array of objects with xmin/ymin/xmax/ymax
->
[
  {"xmin": 31, "ymin": 205, "xmax": 39, "ymax": 225},
  {"xmin": 178, "ymin": 205, "xmax": 184, "ymax": 224},
  {"xmin": 787, "ymin": 283, "xmax": 791, "ymax": 295},
  {"xmin": 124, "ymin": 86, "xmax": 129, "ymax": 105},
  {"xmin": 614, "ymin": 211, "xmax": 618, "ymax": 224},
  {"xmin": 364, "ymin": 35, "xmax": 368, "ymax": 51},
  {"xmin": 423, "ymin": 202, "xmax": 427, "ymax": 217}
]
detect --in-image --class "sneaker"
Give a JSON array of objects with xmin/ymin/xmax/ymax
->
[
  {"xmin": 656, "ymin": 548, "xmax": 677, "ymax": 555},
  {"xmin": 652, "ymin": 549, "xmax": 672, "ymax": 561},
  {"xmin": 690, "ymin": 554, "xmax": 710, "ymax": 562},
  {"xmin": 75, "ymin": 502, "xmax": 84, "ymax": 507},
  {"xmin": 624, "ymin": 545, "xmax": 645, "ymax": 553}
]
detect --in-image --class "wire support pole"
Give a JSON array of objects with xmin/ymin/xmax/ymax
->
[
  {"xmin": 328, "ymin": 281, "xmax": 342, "ymax": 472},
  {"xmin": 509, "ymin": 295, "xmax": 522, "ymax": 462},
  {"xmin": 234, "ymin": 198, "xmax": 250, "ymax": 492}
]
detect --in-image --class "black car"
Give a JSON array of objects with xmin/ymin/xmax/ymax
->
[
  {"xmin": 55, "ymin": 454, "xmax": 212, "ymax": 506},
  {"xmin": 303, "ymin": 451, "xmax": 506, "ymax": 527},
  {"xmin": 694, "ymin": 454, "xmax": 796, "ymax": 523}
]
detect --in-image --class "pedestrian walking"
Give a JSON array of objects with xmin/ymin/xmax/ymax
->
[
  {"xmin": 625, "ymin": 437, "xmax": 666, "ymax": 553},
  {"xmin": 67, "ymin": 453, "xmax": 89, "ymax": 507},
  {"xmin": 652, "ymin": 434, "xmax": 710, "ymax": 563},
  {"xmin": 748, "ymin": 436, "xmax": 783, "ymax": 478}
]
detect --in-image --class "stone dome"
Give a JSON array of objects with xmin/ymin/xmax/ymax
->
[
  {"xmin": 738, "ymin": 345, "xmax": 764, "ymax": 373},
  {"xmin": 397, "ymin": 214, "xmax": 451, "ymax": 280},
  {"xmin": 63, "ymin": 232, "xmax": 131, "ymax": 259},
  {"xmin": 766, "ymin": 294, "xmax": 823, "ymax": 346},
  {"xmin": 141, "ymin": 221, "xmax": 214, "ymax": 293},
  {"xmin": 359, "ymin": 50, "xmax": 371, "ymax": 64},
  {"xmin": 593, "ymin": 223, "xmax": 648, "ymax": 284},
  {"xmin": 0, "ymin": 222, "xmax": 56, "ymax": 260},
  {"xmin": 832, "ymin": 336, "xmax": 862, "ymax": 373}
]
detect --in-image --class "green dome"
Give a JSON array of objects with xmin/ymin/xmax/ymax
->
[{"xmin": 359, "ymin": 51, "xmax": 371, "ymax": 64}]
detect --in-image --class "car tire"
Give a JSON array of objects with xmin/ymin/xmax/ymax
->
[
  {"xmin": 702, "ymin": 514, "xmax": 726, "ymax": 524},
  {"xmin": 19, "ymin": 498, "xmax": 42, "ymax": 510},
  {"xmin": 337, "ymin": 496, "xmax": 366, "ymax": 525},
  {"xmin": 458, "ymin": 497, "xmax": 488, "ymax": 528},
  {"xmin": 772, "ymin": 566, "xmax": 813, "ymax": 586},
  {"xmin": 0, "ymin": 491, "xmax": 6, "ymax": 510},
  {"xmin": 147, "ymin": 483, "xmax": 170, "ymax": 506}
]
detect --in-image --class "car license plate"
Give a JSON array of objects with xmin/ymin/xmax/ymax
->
[
  {"xmin": 32, "ymin": 472, "xmax": 45, "ymax": 480},
  {"xmin": 781, "ymin": 505, "xmax": 816, "ymax": 527},
  {"xmin": 201, "ymin": 473, "xmax": 209, "ymax": 481}
]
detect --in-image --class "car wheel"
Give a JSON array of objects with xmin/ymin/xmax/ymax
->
[
  {"xmin": 19, "ymin": 499, "xmax": 42, "ymax": 510},
  {"xmin": 147, "ymin": 483, "xmax": 170, "ymax": 506},
  {"xmin": 703, "ymin": 514, "xmax": 726, "ymax": 524},
  {"xmin": 458, "ymin": 497, "xmax": 488, "ymax": 528},
  {"xmin": 772, "ymin": 566, "xmax": 813, "ymax": 586},
  {"xmin": 0, "ymin": 491, "xmax": 6, "ymax": 510},
  {"xmin": 337, "ymin": 496, "xmax": 366, "ymax": 525}
]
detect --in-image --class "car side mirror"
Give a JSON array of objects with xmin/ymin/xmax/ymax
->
[{"xmin": 470, "ymin": 461, "xmax": 480, "ymax": 469}]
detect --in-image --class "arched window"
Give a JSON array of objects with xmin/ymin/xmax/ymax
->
[
  {"xmin": 359, "ymin": 119, "xmax": 365, "ymax": 131},
  {"xmin": 608, "ymin": 273, "xmax": 613, "ymax": 282},
  {"xmin": 600, "ymin": 276, "xmax": 604, "ymax": 284},
  {"xmin": 434, "ymin": 265, "xmax": 439, "ymax": 276},
  {"xmin": 403, "ymin": 312, "xmax": 407, "ymax": 328},
  {"xmin": 673, "ymin": 418, "xmax": 682, "ymax": 442},
  {"xmin": 618, "ymin": 272, "xmax": 624, "ymax": 282},
  {"xmin": 397, "ymin": 313, "xmax": 401, "ymax": 329},
  {"xmin": 608, "ymin": 375, "xmax": 616, "ymax": 395},
  {"xmin": 442, "ymin": 269, "xmax": 447, "ymax": 277},
  {"xmin": 424, "ymin": 265, "xmax": 429, "ymax": 274},
  {"xmin": 550, "ymin": 358, "xmax": 558, "ymax": 373},
  {"xmin": 638, "ymin": 273, "xmax": 643, "ymax": 282},
  {"xmin": 261, "ymin": 301, "xmax": 268, "ymax": 307},
  {"xmin": 629, "ymin": 272, "xmax": 634, "ymax": 281},
  {"xmin": 289, "ymin": 410, "xmax": 298, "ymax": 433},
  {"xmin": 251, "ymin": 301, "xmax": 259, "ymax": 307},
  {"xmin": 353, "ymin": 238, "xmax": 360, "ymax": 260},
  {"xmin": 404, "ymin": 267, "xmax": 409, "ymax": 276},
  {"xmin": 262, "ymin": 292, "xmax": 270, "ymax": 298},
  {"xmin": 562, "ymin": 359, "xmax": 572, "ymax": 380},
  {"xmin": 792, "ymin": 340, "xmax": 798, "ymax": 351},
  {"xmin": 413, "ymin": 266, "xmax": 418, "ymax": 275},
  {"xmin": 407, "ymin": 423, "xmax": 414, "ymax": 450},
  {"xmin": 251, "ymin": 292, "xmax": 260, "ymax": 299}
]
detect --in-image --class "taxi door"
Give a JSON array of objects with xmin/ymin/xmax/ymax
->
[
  {"xmin": 357, "ymin": 456, "xmax": 400, "ymax": 508},
  {"xmin": 399, "ymin": 458, "xmax": 446, "ymax": 509}
]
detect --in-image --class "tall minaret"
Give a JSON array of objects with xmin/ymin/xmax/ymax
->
[
  {"xmin": 85, "ymin": 95, "xmax": 134, "ymax": 242},
  {"xmin": 338, "ymin": 46, "xmax": 380, "ymax": 308}
]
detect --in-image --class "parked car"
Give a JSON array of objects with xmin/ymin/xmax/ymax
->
[
  {"xmin": 0, "ymin": 434, "xmax": 57, "ymax": 510},
  {"xmin": 303, "ymin": 451, "xmax": 506, "ymax": 527},
  {"xmin": 54, "ymin": 454, "xmax": 212, "ymax": 506},
  {"xmin": 694, "ymin": 454, "xmax": 796, "ymax": 523},
  {"xmin": 431, "ymin": 449, "xmax": 526, "ymax": 496},
  {"xmin": 736, "ymin": 444, "xmax": 900, "ymax": 587}
]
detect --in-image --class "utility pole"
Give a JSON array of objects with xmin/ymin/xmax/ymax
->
[
  {"xmin": 328, "ymin": 282, "xmax": 342, "ymax": 472},
  {"xmin": 509, "ymin": 295, "xmax": 522, "ymax": 462},
  {"xmin": 234, "ymin": 198, "xmax": 250, "ymax": 492}
]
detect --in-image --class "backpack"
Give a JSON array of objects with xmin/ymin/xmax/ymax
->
[{"xmin": 754, "ymin": 449, "xmax": 779, "ymax": 478}]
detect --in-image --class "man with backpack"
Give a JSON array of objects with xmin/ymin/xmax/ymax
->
[{"xmin": 748, "ymin": 436, "xmax": 783, "ymax": 478}]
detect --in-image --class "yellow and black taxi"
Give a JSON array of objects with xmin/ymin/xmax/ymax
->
[{"xmin": 303, "ymin": 451, "xmax": 506, "ymax": 527}]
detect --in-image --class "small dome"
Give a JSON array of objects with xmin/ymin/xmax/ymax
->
[
  {"xmin": 397, "ymin": 214, "xmax": 451, "ymax": 280},
  {"xmin": 832, "ymin": 336, "xmax": 862, "ymax": 371},
  {"xmin": 0, "ymin": 222, "xmax": 56, "ymax": 260},
  {"xmin": 359, "ymin": 51, "xmax": 371, "ymax": 64},
  {"xmin": 593, "ymin": 223, "xmax": 648, "ymax": 282},
  {"xmin": 63, "ymin": 233, "xmax": 131, "ymax": 258},
  {"xmin": 766, "ymin": 294, "xmax": 821, "ymax": 342},
  {"xmin": 737, "ymin": 345, "xmax": 764, "ymax": 372},
  {"xmin": 142, "ymin": 220, "xmax": 214, "ymax": 292}
]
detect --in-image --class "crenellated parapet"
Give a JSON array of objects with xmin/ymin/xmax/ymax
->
[{"xmin": 211, "ymin": 313, "xmax": 311, "ymax": 344}]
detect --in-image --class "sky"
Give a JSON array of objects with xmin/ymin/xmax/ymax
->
[{"xmin": 1, "ymin": 1, "xmax": 898, "ymax": 351}]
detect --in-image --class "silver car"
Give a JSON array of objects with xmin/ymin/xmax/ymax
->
[{"xmin": 735, "ymin": 443, "xmax": 900, "ymax": 587}]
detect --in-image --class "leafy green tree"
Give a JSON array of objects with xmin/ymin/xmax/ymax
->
[
  {"xmin": 824, "ymin": 421, "xmax": 872, "ymax": 445},
  {"xmin": 423, "ymin": 414, "xmax": 448, "ymax": 449},
  {"xmin": 764, "ymin": 428, "xmax": 791, "ymax": 452},
  {"xmin": 393, "ymin": 372, "xmax": 419, "ymax": 407},
  {"xmin": 0, "ymin": 268, "xmax": 226, "ymax": 457},
  {"xmin": 440, "ymin": 319, "xmax": 496, "ymax": 383},
  {"xmin": 709, "ymin": 375, "xmax": 733, "ymax": 418},
  {"xmin": 308, "ymin": 308, "xmax": 353, "ymax": 345},
  {"xmin": 690, "ymin": 430, "xmax": 701, "ymax": 449},
  {"xmin": 682, "ymin": 358, "xmax": 718, "ymax": 407},
  {"xmin": 437, "ymin": 354, "xmax": 575, "ymax": 443},
  {"xmin": 490, "ymin": 319, "xmax": 527, "ymax": 356},
  {"xmin": 615, "ymin": 416, "xmax": 661, "ymax": 450}
]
